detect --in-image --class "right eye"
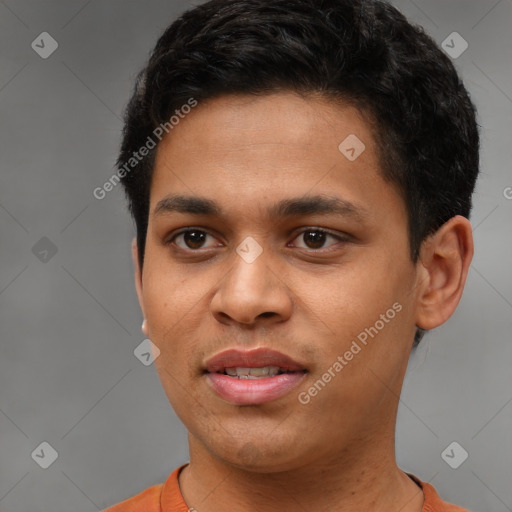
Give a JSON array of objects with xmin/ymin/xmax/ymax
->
[{"xmin": 168, "ymin": 229, "xmax": 222, "ymax": 251}]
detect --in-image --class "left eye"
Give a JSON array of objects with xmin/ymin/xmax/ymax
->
[
  {"xmin": 290, "ymin": 229, "xmax": 344, "ymax": 249},
  {"xmin": 172, "ymin": 229, "xmax": 220, "ymax": 250}
]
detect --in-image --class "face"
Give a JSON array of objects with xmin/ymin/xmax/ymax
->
[{"xmin": 136, "ymin": 92, "xmax": 423, "ymax": 472}]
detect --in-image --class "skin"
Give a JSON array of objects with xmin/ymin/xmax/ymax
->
[{"xmin": 132, "ymin": 92, "xmax": 473, "ymax": 511}]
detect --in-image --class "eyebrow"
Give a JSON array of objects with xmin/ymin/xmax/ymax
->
[{"xmin": 153, "ymin": 194, "xmax": 367, "ymax": 221}]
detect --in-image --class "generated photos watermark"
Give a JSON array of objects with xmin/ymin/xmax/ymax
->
[
  {"xmin": 298, "ymin": 302, "xmax": 403, "ymax": 405},
  {"xmin": 93, "ymin": 98, "xmax": 198, "ymax": 200}
]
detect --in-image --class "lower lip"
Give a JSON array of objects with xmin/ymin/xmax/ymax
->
[{"xmin": 206, "ymin": 372, "xmax": 306, "ymax": 405}]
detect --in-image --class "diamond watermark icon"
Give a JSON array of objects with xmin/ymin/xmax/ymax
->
[
  {"xmin": 31, "ymin": 441, "xmax": 58, "ymax": 469},
  {"xmin": 441, "ymin": 32, "xmax": 468, "ymax": 59},
  {"xmin": 236, "ymin": 236, "xmax": 263, "ymax": 264},
  {"xmin": 31, "ymin": 32, "xmax": 59, "ymax": 59},
  {"xmin": 32, "ymin": 237, "xmax": 58, "ymax": 263},
  {"xmin": 134, "ymin": 338, "xmax": 161, "ymax": 366},
  {"xmin": 441, "ymin": 441, "xmax": 468, "ymax": 469},
  {"xmin": 338, "ymin": 134, "xmax": 366, "ymax": 161}
]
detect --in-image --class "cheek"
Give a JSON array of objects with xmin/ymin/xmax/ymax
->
[
  {"xmin": 297, "ymin": 257, "xmax": 414, "ymax": 375},
  {"xmin": 142, "ymin": 271, "xmax": 197, "ymax": 362},
  {"xmin": 296, "ymin": 262, "xmax": 401, "ymax": 333},
  {"xmin": 143, "ymin": 255, "xmax": 203, "ymax": 325}
]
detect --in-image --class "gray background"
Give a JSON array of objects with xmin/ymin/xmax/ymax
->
[{"xmin": 0, "ymin": 0, "xmax": 511, "ymax": 511}]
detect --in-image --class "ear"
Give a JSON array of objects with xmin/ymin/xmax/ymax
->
[
  {"xmin": 415, "ymin": 215, "xmax": 474, "ymax": 330},
  {"xmin": 131, "ymin": 237, "xmax": 145, "ymax": 319}
]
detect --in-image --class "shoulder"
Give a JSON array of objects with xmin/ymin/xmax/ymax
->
[
  {"xmin": 409, "ymin": 475, "xmax": 472, "ymax": 512},
  {"xmin": 102, "ymin": 482, "xmax": 164, "ymax": 512},
  {"xmin": 102, "ymin": 465, "xmax": 189, "ymax": 512}
]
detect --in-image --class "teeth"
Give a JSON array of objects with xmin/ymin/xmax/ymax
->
[{"xmin": 224, "ymin": 366, "xmax": 281, "ymax": 378}]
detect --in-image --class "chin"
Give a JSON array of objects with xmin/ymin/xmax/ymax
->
[{"xmin": 203, "ymin": 432, "xmax": 317, "ymax": 474}]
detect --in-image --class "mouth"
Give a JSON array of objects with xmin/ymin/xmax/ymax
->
[
  {"xmin": 204, "ymin": 348, "xmax": 307, "ymax": 405},
  {"xmin": 216, "ymin": 366, "xmax": 300, "ymax": 379}
]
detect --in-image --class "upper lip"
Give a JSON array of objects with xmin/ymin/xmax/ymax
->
[{"xmin": 204, "ymin": 347, "xmax": 306, "ymax": 373}]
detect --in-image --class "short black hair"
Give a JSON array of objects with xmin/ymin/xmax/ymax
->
[{"xmin": 117, "ymin": 0, "xmax": 479, "ymax": 345}]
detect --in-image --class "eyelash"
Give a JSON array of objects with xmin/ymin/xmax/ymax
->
[{"xmin": 166, "ymin": 227, "xmax": 350, "ymax": 252}]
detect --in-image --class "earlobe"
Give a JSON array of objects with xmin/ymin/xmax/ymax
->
[{"xmin": 415, "ymin": 215, "xmax": 474, "ymax": 331}]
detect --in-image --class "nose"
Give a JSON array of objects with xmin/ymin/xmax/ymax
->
[{"xmin": 210, "ymin": 248, "xmax": 293, "ymax": 327}]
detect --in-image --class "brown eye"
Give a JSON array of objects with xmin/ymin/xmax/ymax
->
[
  {"xmin": 291, "ymin": 228, "xmax": 344, "ymax": 250},
  {"xmin": 183, "ymin": 230, "xmax": 206, "ymax": 249},
  {"xmin": 172, "ymin": 229, "xmax": 219, "ymax": 250},
  {"xmin": 302, "ymin": 230, "xmax": 327, "ymax": 248}
]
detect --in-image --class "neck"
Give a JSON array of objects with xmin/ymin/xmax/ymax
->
[{"xmin": 179, "ymin": 425, "xmax": 424, "ymax": 512}]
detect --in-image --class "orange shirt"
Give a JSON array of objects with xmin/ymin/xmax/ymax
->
[{"xmin": 103, "ymin": 464, "xmax": 470, "ymax": 512}]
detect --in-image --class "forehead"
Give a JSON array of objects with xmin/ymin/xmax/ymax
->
[
  {"xmin": 154, "ymin": 92, "xmax": 373, "ymax": 163},
  {"xmin": 149, "ymin": 92, "xmax": 402, "ymax": 221}
]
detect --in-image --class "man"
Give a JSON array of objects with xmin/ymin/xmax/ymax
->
[{"xmin": 104, "ymin": 0, "xmax": 479, "ymax": 510}]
